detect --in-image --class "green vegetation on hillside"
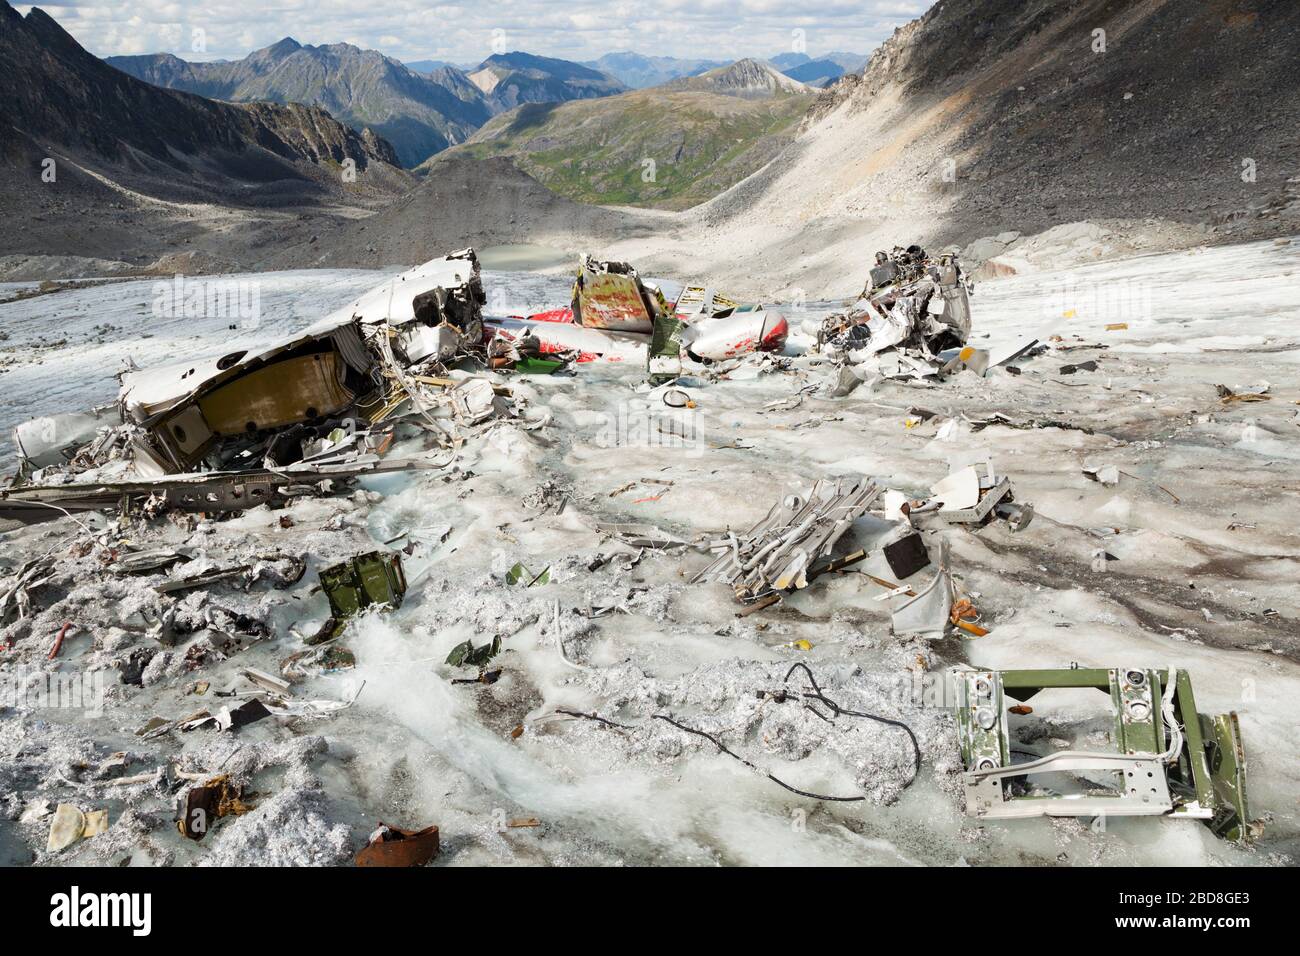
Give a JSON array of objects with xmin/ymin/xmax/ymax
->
[{"xmin": 424, "ymin": 90, "xmax": 812, "ymax": 210}]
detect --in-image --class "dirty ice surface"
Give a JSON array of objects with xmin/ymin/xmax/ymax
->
[{"xmin": 0, "ymin": 238, "xmax": 1298, "ymax": 867}]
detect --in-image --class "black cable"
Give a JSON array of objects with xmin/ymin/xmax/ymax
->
[
  {"xmin": 801, "ymin": 703, "xmax": 836, "ymax": 725},
  {"xmin": 651, "ymin": 714, "xmax": 868, "ymax": 802},
  {"xmin": 560, "ymin": 665, "xmax": 925, "ymax": 804},
  {"xmin": 781, "ymin": 662, "xmax": 923, "ymax": 781},
  {"xmin": 555, "ymin": 708, "xmax": 631, "ymax": 730}
]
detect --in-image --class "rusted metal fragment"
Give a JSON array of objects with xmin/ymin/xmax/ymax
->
[
  {"xmin": 176, "ymin": 774, "xmax": 253, "ymax": 841},
  {"xmin": 355, "ymin": 822, "xmax": 441, "ymax": 867}
]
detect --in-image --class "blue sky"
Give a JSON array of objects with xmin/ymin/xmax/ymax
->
[{"xmin": 16, "ymin": 0, "xmax": 929, "ymax": 64}]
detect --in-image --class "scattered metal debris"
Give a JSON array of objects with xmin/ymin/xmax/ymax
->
[
  {"xmin": 919, "ymin": 461, "xmax": 1034, "ymax": 533},
  {"xmin": 485, "ymin": 254, "xmax": 787, "ymax": 371},
  {"xmin": 177, "ymin": 775, "xmax": 253, "ymax": 841},
  {"xmin": 889, "ymin": 540, "xmax": 953, "ymax": 638},
  {"xmin": 47, "ymin": 803, "xmax": 108, "ymax": 853},
  {"xmin": 314, "ymin": 551, "xmax": 407, "ymax": 642},
  {"xmin": 180, "ymin": 698, "xmax": 273, "ymax": 733},
  {"xmin": 1216, "ymin": 382, "xmax": 1271, "ymax": 403},
  {"xmin": 0, "ymin": 235, "xmax": 1270, "ymax": 868},
  {"xmin": 506, "ymin": 562, "xmax": 550, "ymax": 587},
  {"xmin": 694, "ymin": 477, "xmax": 881, "ymax": 600},
  {"xmin": 445, "ymin": 635, "xmax": 501, "ymax": 669}
]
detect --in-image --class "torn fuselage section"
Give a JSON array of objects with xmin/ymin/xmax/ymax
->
[
  {"xmin": 953, "ymin": 666, "xmax": 1251, "ymax": 841},
  {"xmin": 11, "ymin": 251, "xmax": 489, "ymax": 485},
  {"xmin": 571, "ymin": 255, "xmax": 666, "ymax": 334},
  {"xmin": 669, "ymin": 281, "xmax": 788, "ymax": 364},
  {"xmin": 122, "ymin": 322, "xmax": 378, "ymax": 475},
  {"xmin": 3, "ymin": 251, "xmax": 527, "ymax": 525},
  {"xmin": 122, "ymin": 250, "xmax": 487, "ymax": 475}
]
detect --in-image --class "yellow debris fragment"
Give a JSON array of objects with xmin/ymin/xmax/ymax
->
[{"xmin": 47, "ymin": 804, "xmax": 85, "ymax": 853}]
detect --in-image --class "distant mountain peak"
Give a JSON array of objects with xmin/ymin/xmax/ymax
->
[
  {"xmin": 266, "ymin": 37, "xmax": 302, "ymax": 56},
  {"xmin": 477, "ymin": 51, "xmax": 618, "ymax": 85},
  {"xmin": 583, "ymin": 51, "xmax": 729, "ymax": 90},
  {"xmin": 768, "ymin": 51, "xmax": 811, "ymax": 70},
  {"xmin": 315, "ymin": 41, "xmax": 367, "ymax": 57},
  {"xmin": 781, "ymin": 58, "xmax": 847, "ymax": 87},
  {"xmin": 105, "ymin": 35, "xmax": 625, "ymax": 168},
  {"xmin": 667, "ymin": 58, "xmax": 811, "ymax": 97}
]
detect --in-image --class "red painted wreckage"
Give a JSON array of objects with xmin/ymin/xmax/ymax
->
[{"xmin": 483, "ymin": 255, "xmax": 789, "ymax": 365}]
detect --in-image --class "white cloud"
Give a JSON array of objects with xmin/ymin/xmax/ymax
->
[{"xmin": 16, "ymin": 0, "xmax": 927, "ymax": 64}]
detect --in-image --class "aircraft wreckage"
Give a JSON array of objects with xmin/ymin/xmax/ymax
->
[
  {"xmin": 955, "ymin": 666, "xmax": 1250, "ymax": 840},
  {"xmin": 3, "ymin": 250, "xmax": 516, "ymax": 523},
  {"xmin": 813, "ymin": 245, "xmax": 1037, "ymax": 394},
  {"xmin": 2, "ymin": 250, "xmax": 787, "ymax": 524},
  {"xmin": 485, "ymin": 254, "xmax": 788, "ymax": 373},
  {"xmin": 0, "ymin": 245, "xmax": 1255, "ymax": 848}
]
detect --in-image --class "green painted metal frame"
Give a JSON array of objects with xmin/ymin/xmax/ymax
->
[{"xmin": 954, "ymin": 666, "xmax": 1249, "ymax": 840}]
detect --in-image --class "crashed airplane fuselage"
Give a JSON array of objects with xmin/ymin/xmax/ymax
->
[
  {"xmin": 119, "ymin": 251, "xmax": 486, "ymax": 475},
  {"xmin": 3, "ymin": 251, "xmax": 497, "ymax": 523}
]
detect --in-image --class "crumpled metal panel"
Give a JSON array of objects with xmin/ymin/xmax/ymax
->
[
  {"xmin": 355, "ymin": 823, "xmax": 440, "ymax": 867},
  {"xmin": 572, "ymin": 259, "xmax": 655, "ymax": 333}
]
